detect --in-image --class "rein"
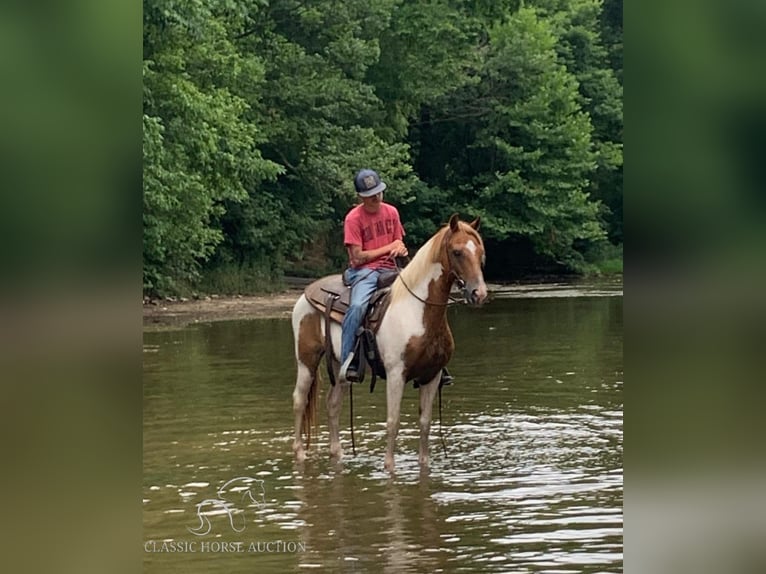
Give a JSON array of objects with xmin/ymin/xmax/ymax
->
[
  {"xmin": 349, "ymin": 384, "xmax": 356, "ymax": 456},
  {"xmin": 394, "ymin": 260, "xmax": 466, "ymax": 307},
  {"xmin": 438, "ymin": 382, "xmax": 449, "ymax": 459}
]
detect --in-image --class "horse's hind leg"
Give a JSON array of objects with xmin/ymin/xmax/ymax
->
[
  {"xmin": 292, "ymin": 295, "xmax": 323, "ymax": 463},
  {"xmin": 292, "ymin": 362, "xmax": 314, "ymax": 463}
]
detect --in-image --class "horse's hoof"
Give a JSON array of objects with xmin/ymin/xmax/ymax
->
[
  {"xmin": 294, "ymin": 449, "xmax": 306, "ymax": 463},
  {"xmin": 329, "ymin": 445, "xmax": 343, "ymax": 460}
]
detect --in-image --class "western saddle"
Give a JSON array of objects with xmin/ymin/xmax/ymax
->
[{"xmin": 303, "ymin": 271, "xmax": 398, "ymax": 389}]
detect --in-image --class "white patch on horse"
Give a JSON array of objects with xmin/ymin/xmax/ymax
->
[
  {"xmin": 293, "ymin": 362, "xmax": 313, "ymax": 398},
  {"xmin": 291, "ymin": 295, "xmax": 314, "ymax": 353},
  {"xmin": 294, "ymin": 293, "xmax": 342, "ymax": 363},
  {"xmin": 323, "ymin": 322, "xmax": 342, "ymax": 363},
  {"xmin": 378, "ymin": 262, "xmax": 444, "ymax": 371},
  {"xmin": 466, "ymin": 239, "xmax": 477, "ymax": 255}
]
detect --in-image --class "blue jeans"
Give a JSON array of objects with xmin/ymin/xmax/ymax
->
[{"xmin": 341, "ymin": 268, "xmax": 381, "ymax": 363}]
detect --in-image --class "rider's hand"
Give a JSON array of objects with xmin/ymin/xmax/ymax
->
[{"xmin": 389, "ymin": 240, "xmax": 408, "ymax": 259}]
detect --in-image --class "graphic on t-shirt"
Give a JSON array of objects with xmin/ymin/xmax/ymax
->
[{"xmin": 361, "ymin": 219, "xmax": 396, "ymax": 243}]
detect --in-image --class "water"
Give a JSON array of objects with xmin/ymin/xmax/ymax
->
[{"xmin": 143, "ymin": 286, "xmax": 623, "ymax": 573}]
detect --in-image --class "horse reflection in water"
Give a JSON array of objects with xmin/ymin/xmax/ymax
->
[
  {"xmin": 293, "ymin": 470, "xmax": 445, "ymax": 572},
  {"xmin": 291, "ymin": 214, "xmax": 487, "ymax": 473}
]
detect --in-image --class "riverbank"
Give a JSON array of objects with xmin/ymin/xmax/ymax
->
[
  {"xmin": 143, "ymin": 275, "xmax": 622, "ymax": 331},
  {"xmin": 143, "ymin": 290, "xmax": 304, "ymax": 330}
]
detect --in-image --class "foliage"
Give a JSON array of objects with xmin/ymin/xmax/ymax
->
[
  {"xmin": 411, "ymin": 7, "xmax": 605, "ymax": 269},
  {"xmin": 142, "ymin": 0, "xmax": 282, "ymax": 293},
  {"xmin": 529, "ymin": 0, "xmax": 623, "ymax": 243},
  {"xmin": 143, "ymin": 0, "xmax": 623, "ymax": 295}
]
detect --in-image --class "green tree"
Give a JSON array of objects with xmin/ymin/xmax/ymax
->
[
  {"xmin": 600, "ymin": 0, "xmax": 623, "ymax": 82},
  {"xmin": 142, "ymin": 0, "xmax": 622, "ymax": 293},
  {"xmin": 529, "ymin": 0, "xmax": 623, "ymax": 242},
  {"xmin": 412, "ymin": 7, "xmax": 605, "ymax": 270},
  {"xmin": 143, "ymin": 0, "xmax": 281, "ymax": 294},
  {"xmin": 224, "ymin": 0, "xmax": 415, "ymax": 274}
]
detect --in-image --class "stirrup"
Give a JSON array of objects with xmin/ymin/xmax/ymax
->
[
  {"xmin": 439, "ymin": 369, "xmax": 454, "ymax": 387},
  {"xmin": 339, "ymin": 353, "xmax": 361, "ymax": 384}
]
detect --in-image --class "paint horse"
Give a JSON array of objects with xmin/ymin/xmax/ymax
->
[{"xmin": 291, "ymin": 214, "xmax": 488, "ymax": 472}]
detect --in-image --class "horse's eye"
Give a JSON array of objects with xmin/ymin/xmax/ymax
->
[{"xmin": 452, "ymin": 249, "xmax": 462, "ymax": 257}]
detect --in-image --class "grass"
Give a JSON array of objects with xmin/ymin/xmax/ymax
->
[
  {"xmin": 593, "ymin": 243, "xmax": 623, "ymax": 275},
  {"xmin": 193, "ymin": 263, "xmax": 285, "ymax": 296},
  {"xmin": 596, "ymin": 256, "xmax": 623, "ymax": 274}
]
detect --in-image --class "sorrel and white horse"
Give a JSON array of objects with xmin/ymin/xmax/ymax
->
[{"xmin": 291, "ymin": 214, "xmax": 488, "ymax": 472}]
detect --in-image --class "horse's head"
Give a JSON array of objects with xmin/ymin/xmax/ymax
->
[{"xmin": 444, "ymin": 214, "xmax": 488, "ymax": 306}]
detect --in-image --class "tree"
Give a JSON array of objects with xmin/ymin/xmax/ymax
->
[
  {"xmin": 413, "ymin": 7, "xmax": 605, "ymax": 270},
  {"xmin": 530, "ymin": 0, "xmax": 623, "ymax": 242},
  {"xmin": 143, "ymin": 0, "xmax": 281, "ymax": 293},
  {"xmin": 225, "ymin": 0, "xmax": 415, "ymax": 273},
  {"xmin": 142, "ymin": 0, "xmax": 622, "ymax": 293}
]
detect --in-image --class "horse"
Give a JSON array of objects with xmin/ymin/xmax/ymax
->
[{"xmin": 291, "ymin": 214, "xmax": 488, "ymax": 473}]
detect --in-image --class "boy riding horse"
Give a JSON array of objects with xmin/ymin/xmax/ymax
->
[{"xmin": 339, "ymin": 169, "xmax": 453, "ymax": 387}]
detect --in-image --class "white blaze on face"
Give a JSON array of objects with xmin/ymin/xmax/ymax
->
[
  {"xmin": 378, "ymin": 262, "xmax": 444, "ymax": 373},
  {"xmin": 465, "ymin": 239, "xmax": 477, "ymax": 255}
]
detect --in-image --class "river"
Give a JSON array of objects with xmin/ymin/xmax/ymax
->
[{"xmin": 143, "ymin": 280, "xmax": 623, "ymax": 573}]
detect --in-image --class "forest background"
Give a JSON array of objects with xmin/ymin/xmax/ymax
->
[{"xmin": 143, "ymin": 0, "xmax": 622, "ymax": 296}]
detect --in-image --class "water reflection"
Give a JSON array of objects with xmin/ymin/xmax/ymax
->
[
  {"xmin": 285, "ymin": 466, "xmax": 446, "ymax": 573},
  {"xmin": 144, "ymin": 294, "xmax": 622, "ymax": 573}
]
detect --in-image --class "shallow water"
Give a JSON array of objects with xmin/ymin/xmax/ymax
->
[{"xmin": 143, "ymin": 285, "xmax": 623, "ymax": 573}]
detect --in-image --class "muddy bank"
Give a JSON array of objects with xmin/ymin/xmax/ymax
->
[
  {"xmin": 143, "ymin": 290, "xmax": 304, "ymax": 330},
  {"xmin": 142, "ymin": 276, "xmax": 622, "ymax": 331}
]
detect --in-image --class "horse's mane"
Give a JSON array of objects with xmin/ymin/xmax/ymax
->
[{"xmin": 390, "ymin": 221, "xmax": 481, "ymax": 304}]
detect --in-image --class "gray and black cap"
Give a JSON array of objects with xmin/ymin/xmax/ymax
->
[{"xmin": 354, "ymin": 169, "xmax": 387, "ymax": 197}]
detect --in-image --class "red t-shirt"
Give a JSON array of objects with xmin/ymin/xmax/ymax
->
[{"xmin": 344, "ymin": 203, "xmax": 405, "ymax": 270}]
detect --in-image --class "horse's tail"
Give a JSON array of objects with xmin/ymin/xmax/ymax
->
[{"xmin": 302, "ymin": 368, "xmax": 321, "ymax": 450}]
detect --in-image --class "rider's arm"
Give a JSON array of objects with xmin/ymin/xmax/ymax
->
[{"xmin": 347, "ymin": 241, "xmax": 407, "ymax": 268}]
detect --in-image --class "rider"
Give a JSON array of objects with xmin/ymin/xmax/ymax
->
[{"xmin": 339, "ymin": 169, "xmax": 408, "ymax": 383}]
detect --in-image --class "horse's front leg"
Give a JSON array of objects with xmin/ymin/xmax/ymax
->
[
  {"xmin": 418, "ymin": 373, "xmax": 442, "ymax": 470},
  {"xmin": 385, "ymin": 372, "xmax": 406, "ymax": 473}
]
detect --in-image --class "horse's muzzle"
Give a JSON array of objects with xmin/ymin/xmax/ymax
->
[{"xmin": 465, "ymin": 281, "xmax": 488, "ymax": 306}]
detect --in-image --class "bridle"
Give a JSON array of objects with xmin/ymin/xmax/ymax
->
[{"xmin": 394, "ymin": 245, "xmax": 469, "ymax": 308}]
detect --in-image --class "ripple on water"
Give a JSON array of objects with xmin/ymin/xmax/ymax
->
[
  {"xmin": 144, "ymin": 295, "xmax": 622, "ymax": 573},
  {"xmin": 425, "ymin": 409, "xmax": 622, "ymax": 572}
]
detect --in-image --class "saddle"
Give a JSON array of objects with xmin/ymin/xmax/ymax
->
[
  {"xmin": 303, "ymin": 270, "xmax": 398, "ymax": 388},
  {"xmin": 304, "ymin": 273, "xmax": 395, "ymax": 327}
]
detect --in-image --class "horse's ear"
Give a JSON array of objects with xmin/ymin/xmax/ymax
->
[
  {"xmin": 449, "ymin": 213, "xmax": 460, "ymax": 233},
  {"xmin": 469, "ymin": 216, "xmax": 481, "ymax": 231}
]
